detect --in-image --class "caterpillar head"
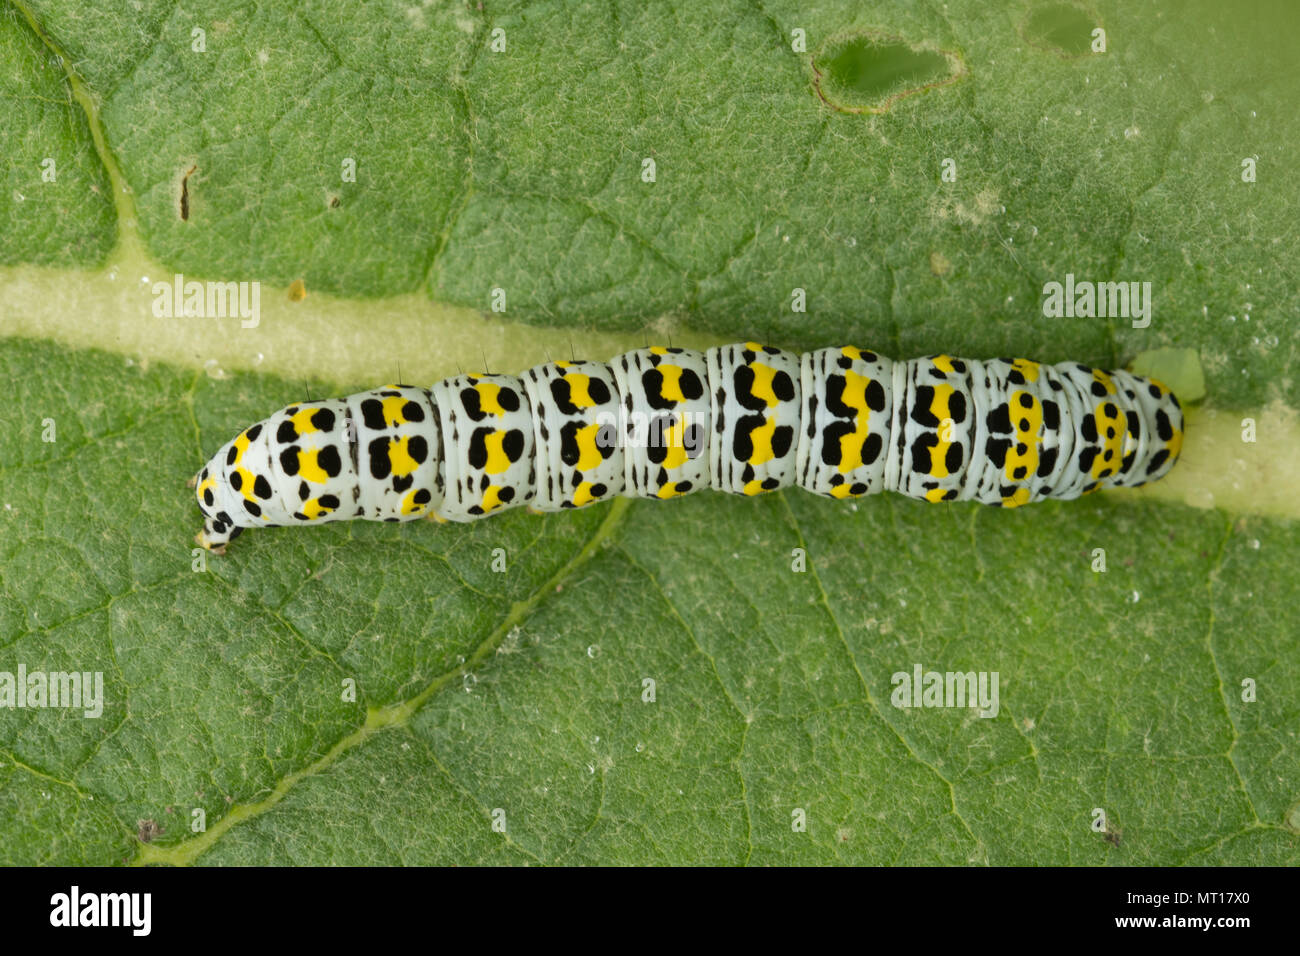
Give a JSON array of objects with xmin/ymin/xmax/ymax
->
[
  {"xmin": 192, "ymin": 402, "xmax": 359, "ymax": 551},
  {"xmin": 191, "ymin": 459, "xmax": 244, "ymax": 553},
  {"xmin": 192, "ymin": 421, "xmax": 277, "ymax": 552}
]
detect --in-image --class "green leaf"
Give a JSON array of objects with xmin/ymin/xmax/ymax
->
[{"xmin": 1, "ymin": 0, "xmax": 1297, "ymax": 865}]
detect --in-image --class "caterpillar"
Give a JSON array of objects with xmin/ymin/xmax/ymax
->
[{"xmin": 191, "ymin": 345, "xmax": 1184, "ymax": 552}]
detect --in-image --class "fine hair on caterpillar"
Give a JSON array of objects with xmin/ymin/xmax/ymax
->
[{"xmin": 191, "ymin": 343, "xmax": 1184, "ymax": 553}]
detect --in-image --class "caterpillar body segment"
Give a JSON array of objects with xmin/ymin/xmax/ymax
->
[
  {"xmin": 429, "ymin": 373, "xmax": 535, "ymax": 521},
  {"xmin": 194, "ymin": 346, "xmax": 1185, "ymax": 552},
  {"xmin": 707, "ymin": 343, "xmax": 802, "ymax": 496},
  {"xmin": 346, "ymin": 386, "xmax": 442, "ymax": 521},
  {"xmin": 521, "ymin": 360, "xmax": 625, "ymax": 511},
  {"xmin": 796, "ymin": 346, "xmax": 894, "ymax": 499},
  {"xmin": 611, "ymin": 347, "xmax": 711, "ymax": 500}
]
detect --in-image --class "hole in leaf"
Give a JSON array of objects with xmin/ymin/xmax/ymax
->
[
  {"xmin": 1022, "ymin": 3, "xmax": 1097, "ymax": 57},
  {"xmin": 812, "ymin": 33, "xmax": 963, "ymax": 114}
]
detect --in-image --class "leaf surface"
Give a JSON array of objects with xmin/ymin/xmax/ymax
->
[{"xmin": 0, "ymin": 0, "xmax": 1296, "ymax": 864}]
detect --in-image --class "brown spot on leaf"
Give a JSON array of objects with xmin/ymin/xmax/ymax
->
[
  {"xmin": 180, "ymin": 165, "xmax": 197, "ymax": 221},
  {"xmin": 137, "ymin": 819, "xmax": 163, "ymax": 843},
  {"xmin": 1102, "ymin": 820, "xmax": 1122, "ymax": 847}
]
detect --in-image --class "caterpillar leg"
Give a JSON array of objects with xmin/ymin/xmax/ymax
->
[
  {"xmin": 187, "ymin": 469, "xmax": 228, "ymax": 553},
  {"xmin": 195, "ymin": 521, "xmax": 242, "ymax": 554}
]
